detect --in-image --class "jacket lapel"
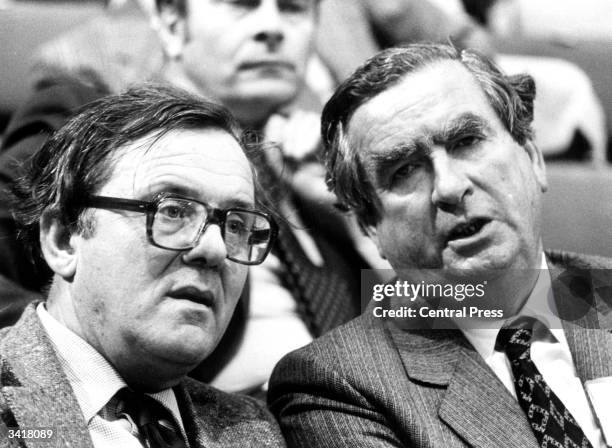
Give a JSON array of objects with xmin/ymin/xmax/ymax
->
[
  {"xmin": 174, "ymin": 381, "xmax": 215, "ymax": 448},
  {"xmin": 438, "ymin": 347, "xmax": 538, "ymax": 448},
  {"xmin": 550, "ymin": 263, "xmax": 612, "ymax": 381},
  {"xmin": 389, "ymin": 324, "xmax": 538, "ymax": 447},
  {"xmin": 0, "ymin": 304, "xmax": 94, "ymax": 448}
]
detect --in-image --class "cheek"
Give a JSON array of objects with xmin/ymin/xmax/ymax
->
[
  {"xmin": 285, "ymin": 24, "xmax": 314, "ymax": 63},
  {"xmin": 221, "ymin": 264, "xmax": 248, "ymax": 306},
  {"xmin": 489, "ymin": 153, "xmax": 537, "ymax": 213},
  {"xmin": 184, "ymin": 40, "xmax": 220, "ymax": 71},
  {"xmin": 184, "ymin": 26, "xmax": 233, "ymax": 70},
  {"xmin": 377, "ymin": 206, "xmax": 419, "ymax": 255},
  {"xmin": 82, "ymin": 224, "xmax": 168, "ymax": 293},
  {"xmin": 376, "ymin": 192, "xmax": 438, "ymax": 265}
]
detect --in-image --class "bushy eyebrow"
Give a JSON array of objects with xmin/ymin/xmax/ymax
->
[
  {"xmin": 367, "ymin": 112, "xmax": 492, "ymax": 186},
  {"xmin": 368, "ymin": 141, "xmax": 424, "ymax": 187},
  {"xmin": 433, "ymin": 112, "xmax": 492, "ymax": 146}
]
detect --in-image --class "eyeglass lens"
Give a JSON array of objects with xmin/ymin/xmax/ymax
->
[{"xmin": 151, "ymin": 197, "xmax": 271, "ymax": 263}]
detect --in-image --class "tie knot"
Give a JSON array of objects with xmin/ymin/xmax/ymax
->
[
  {"xmin": 113, "ymin": 388, "xmax": 186, "ymax": 448},
  {"xmin": 115, "ymin": 388, "xmax": 161, "ymax": 426},
  {"xmin": 496, "ymin": 327, "xmax": 533, "ymax": 361}
]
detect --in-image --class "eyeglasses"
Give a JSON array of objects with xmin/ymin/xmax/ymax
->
[{"xmin": 81, "ymin": 193, "xmax": 277, "ymax": 265}]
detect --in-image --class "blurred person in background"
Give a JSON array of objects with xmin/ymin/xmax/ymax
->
[{"xmin": 316, "ymin": 0, "xmax": 496, "ymax": 82}]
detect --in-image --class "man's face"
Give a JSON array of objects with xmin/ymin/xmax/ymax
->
[
  {"xmin": 348, "ymin": 61, "xmax": 547, "ymax": 276},
  {"xmin": 69, "ymin": 128, "xmax": 252, "ymax": 387},
  {"xmin": 171, "ymin": 0, "xmax": 316, "ymax": 114}
]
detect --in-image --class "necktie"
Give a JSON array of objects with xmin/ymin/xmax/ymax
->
[
  {"xmin": 114, "ymin": 388, "xmax": 187, "ymax": 448},
  {"xmin": 251, "ymin": 148, "xmax": 359, "ymax": 336},
  {"xmin": 273, "ymin": 219, "xmax": 357, "ymax": 336},
  {"xmin": 497, "ymin": 327, "xmax": 593, "ymax": 448}
]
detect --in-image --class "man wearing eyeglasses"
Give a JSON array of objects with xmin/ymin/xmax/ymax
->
[
  {"xmin": 0, "ymin": 0, "xmax": 367, "ymax": 397},
  {"xmin": 0, "ymin": 84, "xmax": 285, "ymax": 447}
]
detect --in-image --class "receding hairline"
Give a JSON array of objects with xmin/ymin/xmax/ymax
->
[
  {"xmin": 342, "ymin": 59, "xmax": 489, "ymax": 153},
  {"xmin": 99, "ymin": 125, "xmax": 254, "ymax": 200}
]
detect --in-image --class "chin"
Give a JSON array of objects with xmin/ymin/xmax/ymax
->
[
  {"xmin": 443, "ymin": 249, "xmax": 514, "ymax": 274},
  {"xmin": 237, "ymin": 81, "xmax": 298, "ymax": 105},
  {"xmin": 152, "ymin": 329, "xmax": 216, "ymax": 365},
  {"xmin": 161, "ymin": 343, "xmax": 210, "ymax": 368}
]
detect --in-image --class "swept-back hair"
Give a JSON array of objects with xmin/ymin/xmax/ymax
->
[{"xmin": 321, "ymin": 43, "xmax": 536, "ymax": 229}]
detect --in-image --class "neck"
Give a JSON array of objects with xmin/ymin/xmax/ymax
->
[
  {"xmin": 46, "ymin": 278, "xmax": 87, "ymax": 340},
  {"xmin": 481, "ymin": 248, "xmax": 546, "ymax": 317},
  {"xmin": 486, "ymin": 268, "xmax": 542, "ymax": 317},
  {"xmin": 119, "ymin": 363, "xmax": 186, "ymax": 393}
]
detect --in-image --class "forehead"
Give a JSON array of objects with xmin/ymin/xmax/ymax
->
[
  {"xmin": 347, "ymin": 61, "xmax": 502, "ymax": 161},
  {"xmin": 102, "ymin": 128, "xmax": 254, "ymax": 208},
  {"xmin": 185, "ymin": 0, "xmax": 319, "ymax": 13}
]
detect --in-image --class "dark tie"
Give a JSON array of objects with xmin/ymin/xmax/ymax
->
[
  {"xmin": 114, "ymin": 388, "xmax": 187, "ymax": 448},
  {"xmin": 250, "ymin": 150, "xmax": 359, "ymax": 336},
  {"xmin": 497, "ymin": 327, "xmax": 593, "ymax": 448},
  {"xmin": 273, "ymin": 220, "xmax": 357, "ymax": 337}
]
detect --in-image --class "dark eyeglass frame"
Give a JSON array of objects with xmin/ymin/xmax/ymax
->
[{"xmin": 80, "ymin": 192, "xmax": 277, "ymax": 265}]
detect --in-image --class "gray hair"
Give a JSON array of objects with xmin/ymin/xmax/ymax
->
[{"xmin": 321, "ymin": 43, "xmax": 536, "ymax": 229}]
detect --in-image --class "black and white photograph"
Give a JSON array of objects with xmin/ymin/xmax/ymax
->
[{"xmin": 0, "ymin": 0, "xmax": 611, "ymax": 447}]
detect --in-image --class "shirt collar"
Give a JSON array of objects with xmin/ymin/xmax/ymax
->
[
  {"xmin": 36, "ymin": 303, "xmax": 186, "ymax": 435},
  {"xmin": 461, "ymin": 253, "xmax": 565, "ymax": 360}
]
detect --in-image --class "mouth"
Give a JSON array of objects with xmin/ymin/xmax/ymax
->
[
  {"xmin": 167, "ymin": 286, "xmax": 215, "ymax": 309},
  {"xmin": 239, "ymin": 60, "xmax": 295, "ymax": 71},
  {"xmin": 446, "ymin": 218, "xmax": 491, "ymax": 243}
]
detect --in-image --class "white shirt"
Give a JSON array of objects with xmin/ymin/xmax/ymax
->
[
  {"xmin": 36, "ymin": 303, "xmax": 188, "ymax": 448},
  {"xmin": 459, "ymin": 255, "xmax": 606, "ymax": 447}
]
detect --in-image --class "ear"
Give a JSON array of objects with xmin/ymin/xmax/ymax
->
[
  {"xmin": 508, "ymin": 73, "xmax": 536, "ymax": 125},
  {"xmin": 40, "ymin": 212, "xmax": 78, "ymax": 279},
  {"xmin": 155, "ymin": 1, "xmax": 188, "ymax": 59},
  {"xmin": 365, "ymin": 224, "xmax": 387, "ymax": 260},
  {"xmin": 524, "ymin": 140, "xmax": 548, "ymax": 193}
]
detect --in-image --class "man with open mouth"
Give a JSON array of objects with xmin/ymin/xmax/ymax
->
[{"xmin": 269, "ymin": 43, "xmax": 612, "ymax": 448}]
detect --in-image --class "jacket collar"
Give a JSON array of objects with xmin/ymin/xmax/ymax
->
[
  {"xmin": 549, "ymin": 263, "xmax": 612, "ymax": 380},
  {"xmin": 0, "ymin": 303, "xmax": 95, "ymax": 448}
]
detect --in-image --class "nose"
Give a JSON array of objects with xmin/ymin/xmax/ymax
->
[
  {"xmin": 430, "ymin": 152, "xmax": 472, "ymax": 212},
  {"xmin": 181, "ymin": 224, "xmax": 227, "ymax": 268},
  {"xmin": 252, "ymin": 1, "xmax": 284, "ymax": 51}
]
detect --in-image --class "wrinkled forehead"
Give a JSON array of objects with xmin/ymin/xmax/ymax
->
[
  {"xmin": 346, "ymin": 61, "xmax": 498, "ymax": 159},
  {"xmin": 105, "ymin": 128, "xmax": 255, "ymax": 207}
]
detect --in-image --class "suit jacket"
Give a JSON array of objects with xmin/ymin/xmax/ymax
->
[
  {"xmin": 268, "ymin": 251, "xmax": 612, "ymax": 447},
  {"xmin": 0, "ymin": 304, "xmax": 286, "ymax": 448}
]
